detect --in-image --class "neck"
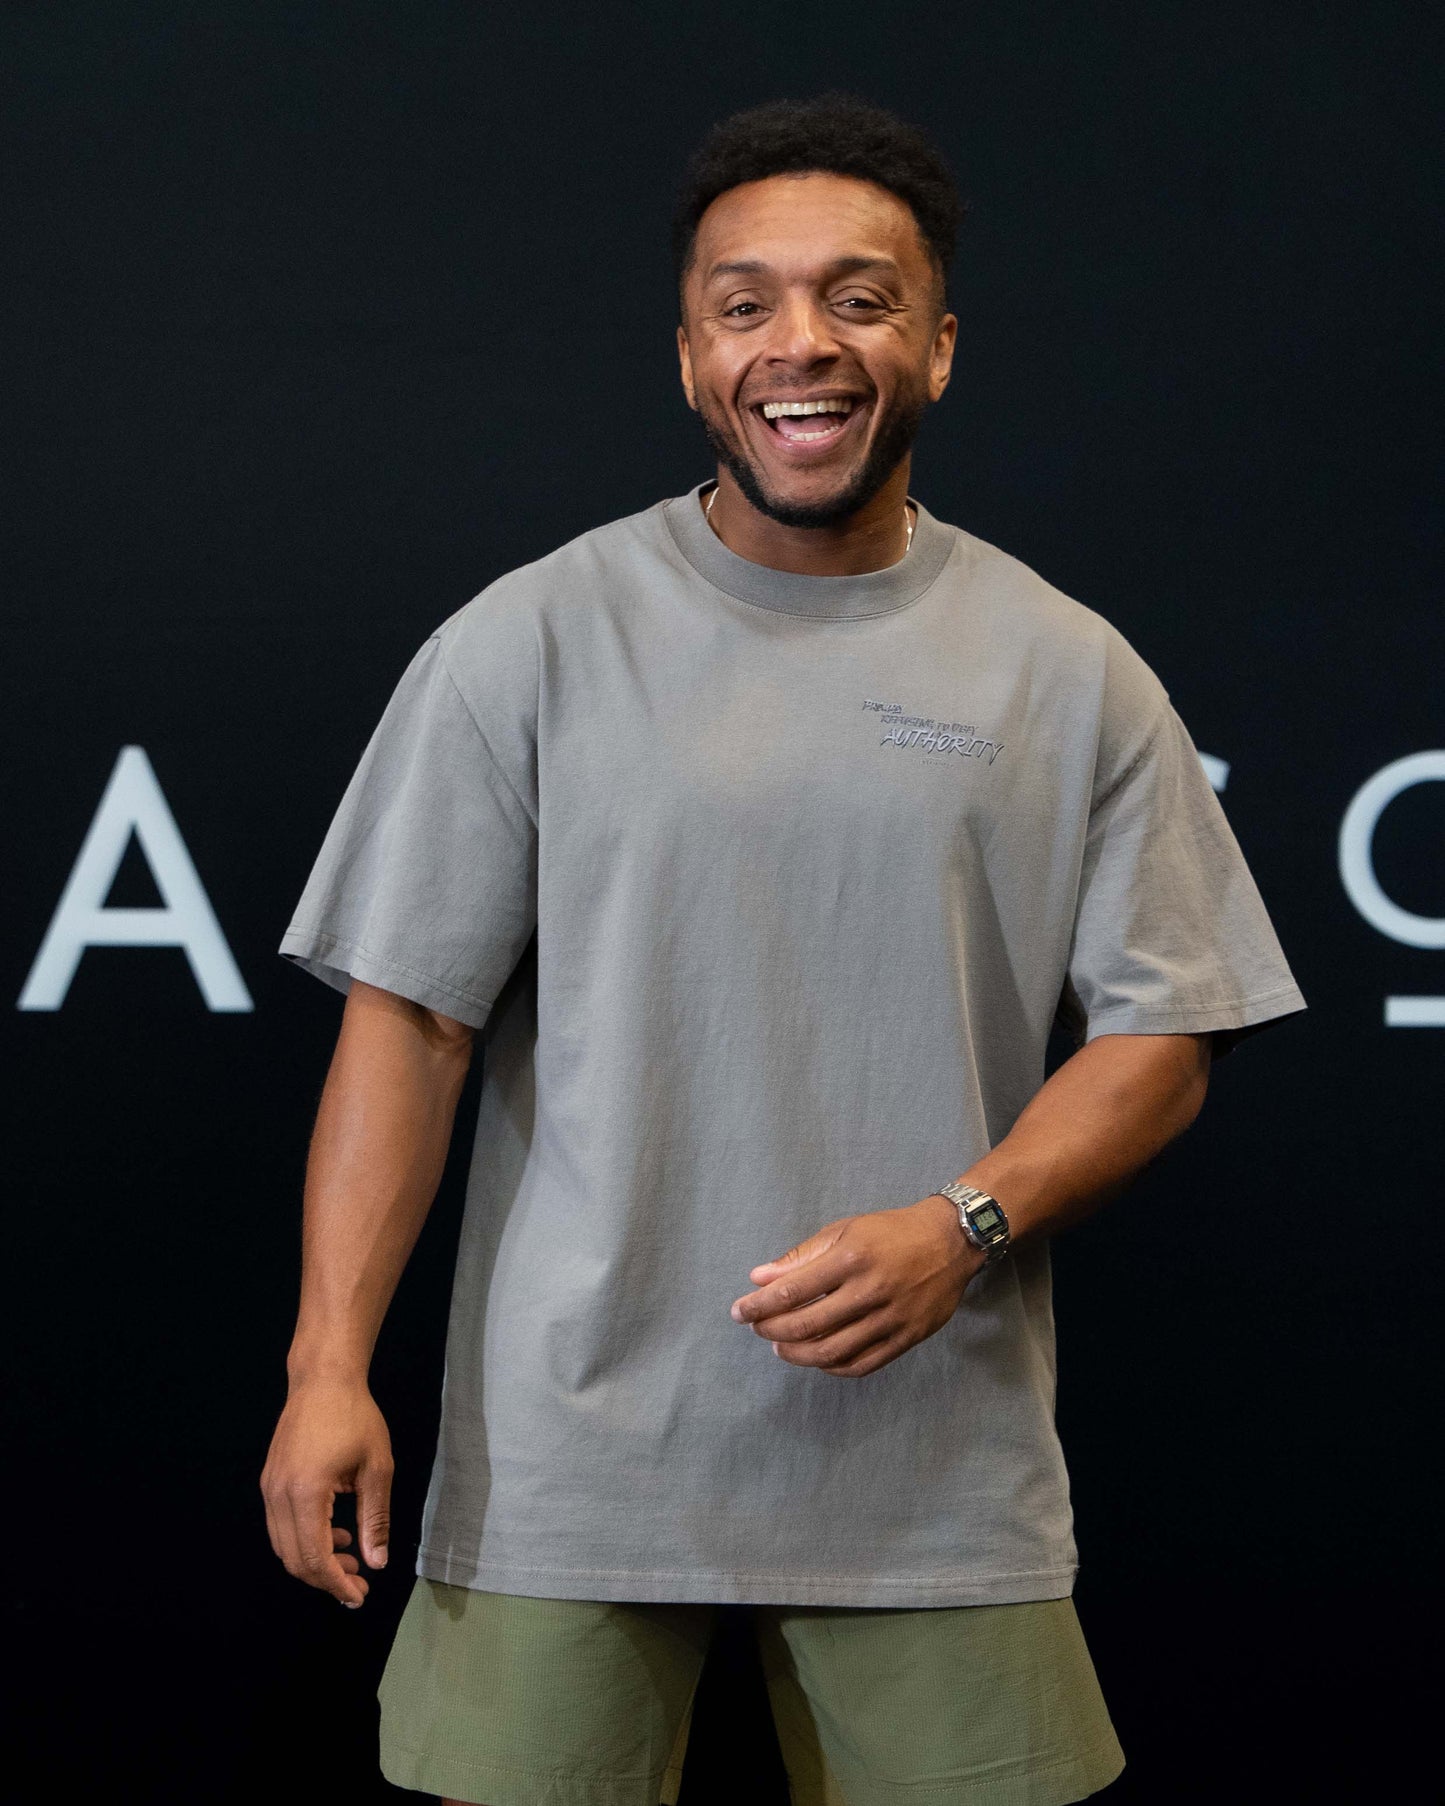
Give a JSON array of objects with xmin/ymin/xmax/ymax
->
[{"xmin": 703, "ymin": 461, "xmax": 914, "ymax": 576}]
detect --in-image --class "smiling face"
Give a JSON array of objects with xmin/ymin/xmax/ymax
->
[{"xmin": 677, "ymin": 172, "xmax": 957, "ymax": 529}]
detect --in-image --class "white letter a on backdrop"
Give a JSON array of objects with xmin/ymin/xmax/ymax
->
[{"xmin": 17, "ymin": 745, "xmax": 253, "ymax": 1012}]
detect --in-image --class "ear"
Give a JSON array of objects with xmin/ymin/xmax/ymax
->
[
  {"xmin": 928, "ymin": 310, "xmax": 958, "ymax": 403},
  {"xmin": 677, "ymin": 324, "xmax": 698, "ymax": 412}
]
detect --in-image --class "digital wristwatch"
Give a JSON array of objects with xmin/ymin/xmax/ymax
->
[{"xmin": 935, "ymin": 1181, "xmax": 1012, "ymax": 1266}]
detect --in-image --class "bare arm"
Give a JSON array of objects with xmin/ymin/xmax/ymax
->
[
  {"xmin": 261, "ymin": 978, "xmax": 475, "ymax": 1606},
  {"xmin": 946, "ymin": 1028, "xmax": 1213, "ymax": 1246},
  {"xmin": 731, "ymin": 1031, "xmax": 1213, "ymax": 1376}
]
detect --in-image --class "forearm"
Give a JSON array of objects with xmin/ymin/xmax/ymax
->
[
  {"xmin": 940, "ymin": 1031, "xmax": 1212, "ymax": 1248},
  {"xmin": 286, "ymin": 978, "xmax": 475, "ymax": 1385}
]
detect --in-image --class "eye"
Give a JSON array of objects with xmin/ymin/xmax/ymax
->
[
  {"xmin": 836, "ymin": 295, "xmax": 885, "ymax": 313},
  {"xmin": 723, "ymin": 301, "xmax": 764, "ymax": 317}
]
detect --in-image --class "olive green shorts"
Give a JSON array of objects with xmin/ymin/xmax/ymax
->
[{"xmin": 377, "ymin": 1578, "xmax": 1125, "ymax": 1806}]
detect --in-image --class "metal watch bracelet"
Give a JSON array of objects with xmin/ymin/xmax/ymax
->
[{"xmin": 935, "ymin": 1181, "xmax": 1011, "ymax": 1265}]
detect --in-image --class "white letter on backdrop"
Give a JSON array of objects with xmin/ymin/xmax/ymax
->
[
  {"xmin": 1338, "ymin": 751, "xmax": 1445, "ymax": 949},
  {"xmin": 17, "ymin": 745, "xmax": 253, "ymax": 1012},
  {"xmin": 1338, "ymin": 749, "xmax": 1445, "ymax": 1028}
]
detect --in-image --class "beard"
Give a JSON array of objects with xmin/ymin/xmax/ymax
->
[{"xmin": 696, "ymin": 385, "xmax": 928, "ymax": 528}]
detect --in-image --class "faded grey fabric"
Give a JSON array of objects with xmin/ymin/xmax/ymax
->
[{"xmin": 280, "ymin": 485, "xmax": 1305, "ymax": 1607}]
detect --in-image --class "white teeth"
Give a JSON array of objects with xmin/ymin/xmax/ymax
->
[{"xmin": 760, "ymin": 398, "xmax": 855, "ymax": 419}]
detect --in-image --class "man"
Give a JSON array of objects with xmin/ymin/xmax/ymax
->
[{"xmin": 262, "ymin": 95, "xmax": 1304, "ymax": 1806}]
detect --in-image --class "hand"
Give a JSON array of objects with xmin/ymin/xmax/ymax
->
[
  {"xmin": 729, "ymin": 1195, "xmax": 984, "ymax": 1378},
  {"xmin": 260, "ymin": 1377, "xmax": 394, "ymax": 1607}
]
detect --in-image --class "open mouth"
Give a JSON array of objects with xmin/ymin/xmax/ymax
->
[{"xmin": 753, "ymin": 396, "xmax": 863, "ymax": 448}]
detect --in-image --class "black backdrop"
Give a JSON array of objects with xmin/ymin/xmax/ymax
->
[{"xmin": 4, "ymin": 4, "xmax": 1439, "ymax": 1800}]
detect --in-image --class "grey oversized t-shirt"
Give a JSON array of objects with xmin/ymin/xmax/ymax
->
[{"xmin": 280, "ymin": 486, "xmax": 1305, "ymax": 1607}]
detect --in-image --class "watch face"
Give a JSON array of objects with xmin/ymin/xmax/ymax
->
[{"xmin": 969, "ymin": 1203, "xmax": 1003, "ymax": 1235}]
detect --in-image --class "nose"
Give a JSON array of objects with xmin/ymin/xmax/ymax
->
[{"xmin": 766, "ymin": 292, "xmax": 842, "ymax": 369}]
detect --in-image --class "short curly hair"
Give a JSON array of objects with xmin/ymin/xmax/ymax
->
[{"xmin": 672, "ymin": 93, "xmax": 966, "ymax": 309}]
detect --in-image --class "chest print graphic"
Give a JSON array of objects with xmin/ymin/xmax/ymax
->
[{"xmin": 861, "ymin": 698, "xmax": 1005, "ymax": 764}]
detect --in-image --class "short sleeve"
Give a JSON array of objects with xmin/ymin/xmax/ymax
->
[
  {"xmin": 278, "ymin": 625, "xmax": 538, "ymax": 1029},
  {"xmin": 1057, "ymin": 656, "xmax": 1306, "ymax": 1057}
]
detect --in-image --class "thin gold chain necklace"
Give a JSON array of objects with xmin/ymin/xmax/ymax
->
[{"xmin": 704, "ymin": 485, "xmax": 914, "ymax": 556}]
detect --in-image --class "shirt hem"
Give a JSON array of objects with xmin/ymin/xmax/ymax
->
[{"xmin": 415, "ymin": 1548, "xmax": 1079, "ymax": 1608}]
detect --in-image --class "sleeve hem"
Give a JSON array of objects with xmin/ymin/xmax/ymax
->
[
  {"xmin": 1081, "ymin": 982, "xmax": 1307, "ymax": 1041},
  {"xmin": 277, "ymin": 926, "xmax": 494, "ymax": 1030}
]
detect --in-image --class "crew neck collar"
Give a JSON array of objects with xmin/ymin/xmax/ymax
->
[{"xmin": 662, "ymin": 481, "xmax": 954, "ymax": 620}]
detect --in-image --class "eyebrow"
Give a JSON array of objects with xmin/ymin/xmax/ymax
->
[{"xmin": 704, "ymin": 255, "xmax": 903, "ymax": 283}]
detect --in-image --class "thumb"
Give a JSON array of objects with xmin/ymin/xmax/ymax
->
[{"xmin": 357, "ymin": 1459, "xmax": 393, "ymax": 1570}]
